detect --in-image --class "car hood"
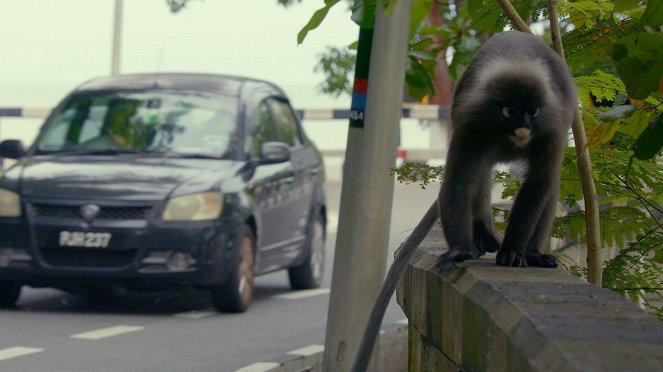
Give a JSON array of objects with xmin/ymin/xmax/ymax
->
[{"xmin": 11, "ymin": 155, "xmax": 243, "ymax": 201}]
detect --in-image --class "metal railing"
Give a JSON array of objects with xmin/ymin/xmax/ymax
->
[{"xmin": 0, "ymin": 105, "xmax": 449, "ymax": 121}]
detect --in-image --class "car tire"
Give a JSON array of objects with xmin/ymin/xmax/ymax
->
[
  {"xmin": 210, "ymin": 225, "xmax": 255, "ymax": 313},
  {"xmin": 289, "ymin": 213, "xmax": 325, "ymax": 290},
  {"xmin": 0, "ymin": 282, "xmax": 21, "ymax": 307}
]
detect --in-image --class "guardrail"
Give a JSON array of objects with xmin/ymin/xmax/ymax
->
[
  {"xmin": 0, "ymin": 105, "xmax": 450, "ymax": 121},
  {"xmin": 0, "ymin": 107, "xmax": 52, "ymax": 118},
  {"xmin": 294, "ymin": 105, "xmax": 450, "ymax": 121}
]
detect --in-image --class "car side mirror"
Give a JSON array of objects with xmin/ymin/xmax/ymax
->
[
  {"xmin": 0, "ymin": 140, "xmax": 26, "ymax": 159},
  {"xmin": 260, "ymin": 141, "xmax": 290, "ymax": 164}
]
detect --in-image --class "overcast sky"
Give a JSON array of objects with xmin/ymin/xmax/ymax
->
[{"xmin": 0, "ymin": 0, "xmax": 357, "ymax": 108}]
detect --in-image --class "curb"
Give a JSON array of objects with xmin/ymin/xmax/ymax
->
[{"xmin": 235, "ymin": 321, "xmax": 408, "ymax": 372}]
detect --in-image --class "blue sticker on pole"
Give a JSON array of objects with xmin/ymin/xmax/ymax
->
[{"xmin": 350, "ymin": 79, "xmax": 368, "ymax": 128}]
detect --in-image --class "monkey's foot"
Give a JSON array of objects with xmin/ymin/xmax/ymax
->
[
  {"xmin": 496, "ymin": 250, "xmax": 527, "ymax": 267},
  {"xmin": 496, "ymin": 251, "xmax": 558, "ymax": 268},
  {"xmin": 525, "ymin": 253, "xmax": 558, "ymax": 268}
]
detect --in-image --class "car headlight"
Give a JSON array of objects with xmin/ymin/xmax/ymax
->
[
  {"xmin": 162, "ymin": 192, "xmax": 223, "ymax": 221},
  {"xmin": 0, "ymin": 188, "xmax": 21, "ymax": 217}
]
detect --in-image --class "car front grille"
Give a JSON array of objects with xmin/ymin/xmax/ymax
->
[
  {"xmin": 32, "ymin": 205, "xmax": 152, "ymax": 220},
  {"xmin": 39, "ymin": 248, "xmax": 138, "ymax": 268}
]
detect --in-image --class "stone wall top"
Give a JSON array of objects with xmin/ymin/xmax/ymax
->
[{"xmin": 397, "ymin": 227, "xmax": 663, "ymax": 372}]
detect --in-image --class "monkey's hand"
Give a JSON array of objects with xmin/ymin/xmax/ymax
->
[
  {"xmin": 496, "ymin": 250, "xmax": 558, "ymax": 268},
  {"xmin": 473, "ymin": 223, "xmax": 500, "ymax": 255},
  {"xmin": 433, "ymin": 246, "xmax": 481, "ymax": 272}
]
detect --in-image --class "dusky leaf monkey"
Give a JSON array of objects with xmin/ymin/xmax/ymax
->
[
  {"xmin": 436, "ymin": 30, "xmax": 576, "ymax": 269},
  {"xmin": 351, "ymin": 30, "xmax": 577, "ymax": 372}
]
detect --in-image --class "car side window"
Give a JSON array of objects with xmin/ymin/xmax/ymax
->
[
  {"xmin": 251, "ymin": 101, "xmax": 278, "ymax": 157},
  {"xmin": 266, "ymin": 98, "xmax": 302, "ymax": 147}
]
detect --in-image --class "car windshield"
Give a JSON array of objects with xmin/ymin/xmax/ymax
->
[{"xmin": 35, "ymin": 90, "xmax": 239, "ymax": 159}]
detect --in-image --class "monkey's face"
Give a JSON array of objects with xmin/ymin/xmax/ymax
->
[
  {"xmin": 484, "ymin": 76, "xmax": 545, "ymax": 147},
  {"xmin": 500, "ymin": 106, "xmax": 540, "ymax": 147}
]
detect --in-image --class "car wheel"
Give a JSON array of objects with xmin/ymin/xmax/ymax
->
[
  {"xmin": 289, "ymin": 213, "xmax": 325, "ymax": 290},
  {"xmin": 210, "ymin": 225, "xmax": 255, "ymax": 313},
  {"xmin": 0, "ymin": 282, "xmax": 21, "ymax": 307}
]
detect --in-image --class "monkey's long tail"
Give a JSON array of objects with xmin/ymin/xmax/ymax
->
[{"xmin": 350, "ymin": 200, "xmax": 439, "ymax": 372}]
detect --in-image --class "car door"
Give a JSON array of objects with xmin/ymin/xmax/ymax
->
[
  {"xmin": 264, "ymin": 98, "xmax": 317, "ymax": 264},
  {"xmin": 247, "ymin": 99, "xmax": 299, "ymax": 270}
]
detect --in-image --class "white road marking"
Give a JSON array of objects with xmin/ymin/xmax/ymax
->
[
  {"xmin": 396, "ymin": 318, "xmax": 409, "ymax": 325},
  {"xmin": 234, "ymin": 362, "xmax": 280, "ymax": 372},
  {"xmin": 287, "ymin": 344, "xmax": 324, "ymax": 356},
  {"xmin": 273, "ymin": 288, "xmax": 330, "ymax": 300},
  {"xmin": 70, "ymin": 325, "xmax": 145, "ymax": 340},
  {"xmin": 0, "ymin": 347, "xmax": 43, "ymax": 362},
  {"xmin": 174, "ymin": 310, "xmax": 216, "ymax": 319}
]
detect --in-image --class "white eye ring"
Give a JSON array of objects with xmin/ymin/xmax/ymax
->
[{"xmin": 502, "ymin": 107, "xmax": 510, "ymax": 117}]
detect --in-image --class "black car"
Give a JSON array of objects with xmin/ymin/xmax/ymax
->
[{"xmin": 0, "ymin": 73, "xmax": 326, "ymax": 312}]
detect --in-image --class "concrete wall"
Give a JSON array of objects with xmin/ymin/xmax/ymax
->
[{"xmin": 397, "ymin": 227, "xmax": 663, "ymax": 372}]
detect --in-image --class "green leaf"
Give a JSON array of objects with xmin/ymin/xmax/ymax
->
[
  {"xmin": 621, "ymin": 110, "xmax": 650, "ymax": 139},
  {"xmin": 405, "ymin": 56, "xmax": 435, "ymax": 100},
  {"xmin": 614, "ymin": 0, "xmax": 641, "ymax": 12},
  {"xmin": 351, "ymin": 0, "xmax": 376, "ymax": 28},
  {"xmin": 640, "ymin": 0, "xmax": 663, "ymax": 28},
  {"xmin": 589, "ymin": 119, "xmax": 620, "ymax": 147},
  {"xmin": 632, "ymin": 113, "xmax": 663, "ymax": 160},
  {"xmin": 575, "ymin": 71, "xmax": 626, "ymax": 108},
  {"xmin": 410, "ymin": 0, "xmax": 434, "ymax": 36},
  {"xmin": 465, "ymin": 0, "xmax": 503, "ymax": 33},
  {"xmin": 448, "ymin": 34, "xmax": 481, "ymax": 80},
  {"xmin": 298, "ymin": 0, "xmax": 341, "ymax": 44},
  {"xmin": 616, "ymin": 57, "xmax": 663, "ymax": 99},
  {"xmin": 408, "ymin": 49, "xmax": 435, "ymax": 61},
  {"xmin": 613, "ymin": 33, "xmax": 663, "ymax": 63}
]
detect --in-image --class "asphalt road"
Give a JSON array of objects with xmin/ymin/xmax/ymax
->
[{"xmin": 0, "ymin": 178, "xmax": 440, "ymax": 372}]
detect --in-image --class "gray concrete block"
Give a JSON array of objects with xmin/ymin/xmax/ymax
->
[{"xmin": 399, "ymin": 230, "xmax": 663, "ymax": 372}]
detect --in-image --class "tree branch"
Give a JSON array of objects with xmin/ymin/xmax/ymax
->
[
  {"xmin": 496, "ymin": 0, "xmax": 531, "ymax": 33},
  {"xmin": 547, "ymin": 0, "xmax": 602, "ymax": 286}
]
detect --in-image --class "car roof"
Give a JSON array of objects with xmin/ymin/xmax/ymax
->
[{"xmin": 73, "ymin": 73, "xmax": 285, "ymax": 97}]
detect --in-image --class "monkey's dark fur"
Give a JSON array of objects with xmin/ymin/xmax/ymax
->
[
  {"xmin": 351, "ymin": 31, "xmax": 577, "ymax": 372},
  {"xmin": 437, "ymin": 30, "xmax": 577, "ymax": 269}
]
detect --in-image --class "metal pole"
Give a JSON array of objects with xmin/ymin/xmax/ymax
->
[
  {"xmin": 111, "ymin": 0, "xmax": 123, "ymax": 75},
  {"xmin": 322, "ymin": 1, "xmax": 412, "ymax": 371}
]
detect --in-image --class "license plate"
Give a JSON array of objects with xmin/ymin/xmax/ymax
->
[{"xmin": 59, "ymin": 231, "xmax": 112, "ymax": 248}]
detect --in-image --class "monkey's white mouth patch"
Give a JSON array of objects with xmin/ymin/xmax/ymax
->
[{"xmin": 510, "ymin": 127, "xmax": 531, "ymax": 146}]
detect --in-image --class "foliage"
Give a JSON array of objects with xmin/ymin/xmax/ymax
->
[
  {"xmin": 314, "ymin": 47, "xmax": 356, "ymax": 97},
  {"xmin": 547, "ymin": 1, "xmax": 662, "ymax": 321},
  {"xmin": 391, "ymin": 162, "xmax": 444, "ymax": 189},
  {"xmin": 166, "ymin": 0, "xmax": 197, "ymax": 13},
  {"xmin": 277, "ymin": 0, "xmax": 305, "ymax": 6}
]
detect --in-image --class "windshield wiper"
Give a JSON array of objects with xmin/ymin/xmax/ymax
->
[
  {"xmin": 38, "ymin": 148, "xmax": 223, "ymax": 159},
  {"xmin": 40, "ymin": 149, "xmax": 154, "ymax": 156},
  {"xmin": 160, "ymin": 152, "xmax": 223, "ymax": 160}
]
